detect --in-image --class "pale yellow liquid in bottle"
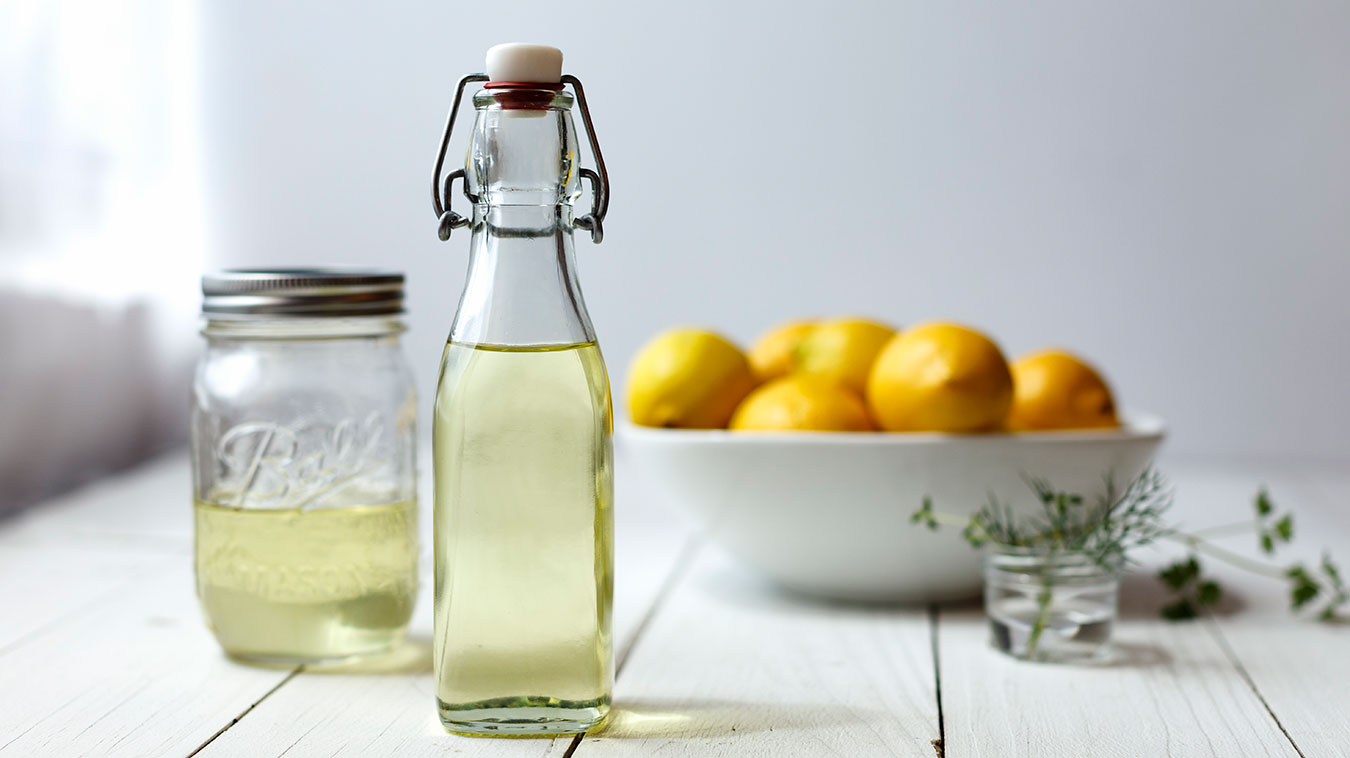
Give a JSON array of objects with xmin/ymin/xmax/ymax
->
[
  {"xmin": 433, "ymin": 341, "xmax": 614, "ymax": 735},
  {"xmin": 194, "ymin": 499, "xmax": 418, "ymax": 663}
]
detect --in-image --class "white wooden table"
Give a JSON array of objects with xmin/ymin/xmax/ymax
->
[{"xmin": 2, "ymin": 449, "xmax": 1347, "ymax": 757}]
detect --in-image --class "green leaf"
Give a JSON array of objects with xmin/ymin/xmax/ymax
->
[
  {"xmin": 1322, "ymin": 553, "xmax": 1342, "ymax": 585},
  {"xmin": 1255, "ymin": 488, "xmax": 1273, "ymax": 516},
  {"xmin": 1161, "ymin": 599, "xmax": 1198, "ymax": 621},
  {"xmin": 1260, "ymin": 533, "xmax": 1275, "ymax": 554},
  {"xmin": 1159, "ymin": 558, "xmax": 1200, "ymax": 590},
  {"xmin": 1291, "ymin": 579, "xmax": 1321, "ymax": 610},
  {"xmin": 961, "ymin": 521, "xmax": 986, "ymax": 547},
  {"xmin": 911, "ymin": 498, "xmax": 937, "ymax": 529},
  {"xmin": 1157, "ymin": 565, "xmax": 1185, "ymax": 590},
  {"xmin": 1197, "ymin": 581, "xmax": 1223, "ymax": 607},
  {"xmin": 1273, "ymin": 515, "xmax": 1293, "ymax": 542}
]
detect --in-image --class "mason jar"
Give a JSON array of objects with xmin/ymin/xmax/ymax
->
[
  {"xmin": 190, "ymin": 269, "xmax": 418, "ymax": 664},
  {"xmin": 985, "ymin": 548, "xmax": 1121, "ymax": 663}
]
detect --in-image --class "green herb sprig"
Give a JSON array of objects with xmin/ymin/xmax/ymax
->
[
  {"xmin": 1154, "ymin": 486, "xmax": 1347, "ymax": 621},
  {"xmin": 915, "ymin": 470, "xmax": 1348, "ymax": 634},
  {"xmin": 912, "ymin": 468, "xmax": 1172, "ymax": 572}
]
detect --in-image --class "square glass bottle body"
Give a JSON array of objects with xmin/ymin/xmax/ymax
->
[{"xmin": 434, "ymin": 340, "xmax": 613, "ymax": 734}]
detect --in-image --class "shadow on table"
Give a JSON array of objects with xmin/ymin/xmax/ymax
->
[
  {"xmin": 589, "ymin": 699, "xmax": 879, "ymax": 740},
  {"xmin": 696, "ymin": 565, "xmax": 1248, "ymax": 622},
  {"xmin": 1117, "ymin": 572, "xmax": 1247, "ymax": 620},
  {"xmin": 301, "ymin": 634, "xmax": 434, "ymax": 675},
  {"xmin": 683, "ymin": 559, "xmax": 1209, "ymax": 671},
  {"xmin": 1098, "ymin": 641, "xmax": 1172, "ymax": 667},
  {"xmin": 691, "ymin": 561, "xmax": 975, "ymax": 614}
]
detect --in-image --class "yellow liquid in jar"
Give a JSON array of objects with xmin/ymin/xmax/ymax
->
[
  {"xmin": 194, "ymin": 499, "xmax": 418, "ymax": 663},
  {"xmin": 433, "ymin": 341, "xmax": 614, "ymax": 735}
]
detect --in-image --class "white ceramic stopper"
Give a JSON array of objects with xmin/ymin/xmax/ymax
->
[{"xmin": 485, "ymin": 43, "xmax": 563, "ymax": 83}]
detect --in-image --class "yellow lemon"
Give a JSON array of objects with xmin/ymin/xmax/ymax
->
[
  {"xmin": 1008, "ymin": 350, "xmax": 1119, "ymax": 430},
  {"xmin": 730, "ymin": 376, "xmax": 874, "ymax": 432},
  {"xmin": 795, "ymin": 318, "xmax": 897, "ymax": 395},
  {"xmin": 747, "ymin": 320, "xmax": 817, "ymax": 381},
  {"xmin": 866, "ymin": 322, "xmax": 1013, "ymax": 432},
  {"xmin": 627, "ymin": 328, "xmax": 757, "ymax": 429}
]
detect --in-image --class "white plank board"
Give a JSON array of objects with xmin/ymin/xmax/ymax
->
[
  {"xmin": 196, "ymin": 494, "xmax": 696, "ymax": 757},
  {"xmin": 574, "ymin": 547, "xmax": 940, "ymax": 757},
  {"xmin": 936, "ymin": 606, "xmax": 1300, "ymax": 758},
  {"xmin": 0, "ymin": 563, "xmax": 296, "ymax": 758},
  {"xmin": 4, "ymin": 450, "xmax": 1347, "ymax": 756},
  {"xmin": 0, "ymin": 454, "xmax": 192, "ymax": 553},
  {"xmin": 1203, "ymin": 470, "xmax": 1350, "ymax": 758},
  {"xmin": 1209, "ymin": 619, "xmax": 1350, "ymax": 758},
  {"xmin": 933, "ymin": 464, "xmax": 1349, "ymax": 758},
  {"xmin": 0, "ymin": 545, "xmax": 179, "ymax": 656}
]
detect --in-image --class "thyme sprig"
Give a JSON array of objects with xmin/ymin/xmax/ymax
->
[
  {"xmin": 914, "ymin": 470, "xmax": 1349, "ymax": 626},
  {"xmin": 1154, "ymin": 488, "xmax": 1347, "ymax": 620},
  {"xmin": 912, "ymin": 468, "xmax": 1172, "ymax": 571}
]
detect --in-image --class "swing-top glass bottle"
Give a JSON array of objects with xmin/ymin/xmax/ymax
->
[{"xmin": 429, "ymin": 44, "xmax": 614, "ymax": 736}]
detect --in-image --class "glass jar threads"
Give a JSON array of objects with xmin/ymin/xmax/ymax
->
[{"xmin": 190, "ymin": 269, "xmax": 418, "ymax": 664}]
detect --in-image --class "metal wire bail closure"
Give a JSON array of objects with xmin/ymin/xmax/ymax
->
[{"xmin": 431, "ymin": 73, "xmax": 611, "ymax": 244}]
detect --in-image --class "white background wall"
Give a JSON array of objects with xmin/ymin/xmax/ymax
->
[
  {"xmin": 199, "ymin": 0, "xmax": 1350, "ymax": 464},
  {"xmin": 1, "ymin": 0, "xmax": 203, "ymax": 510}
]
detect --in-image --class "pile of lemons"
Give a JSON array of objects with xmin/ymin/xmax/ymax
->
[{"xmin": 627, "ymin": 318, "xmax": 1118, "ymax": 433}]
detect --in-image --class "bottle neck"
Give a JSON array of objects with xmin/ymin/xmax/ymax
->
[
  {"xmin": 449, "ymin": 89, "xmax": 595, "ymax": 348},
  {"xmin": 467, "ymin": 87, "xmax": 581, "ymax": 207},
  {"xmin": 449, "ymin": 203, "xmax": 595, "ymax": 348}
]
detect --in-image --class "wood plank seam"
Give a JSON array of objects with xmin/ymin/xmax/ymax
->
[
  {"xmin": 928, "ymin": 605, "xmax": 945, "ymax": 758},
  {"xmin": 0, "ymin": 697, "xmax": 71, "ymax": 754},
  {"xmin": 615, "ymin": 533, "xmax": 705, "ymax": 676},
  {"xmin": 1204, "ymin": 617, "xmax": 1308, "ymax": 758},
  {"xmin": 566, "ymin": 533, "xmax": 703, "ymax": 757},
  {"xmin": 184, "ymin": 666, "xmax": 303, "ymax": 758},
  {"xmin": 74, "ymin": 681, "xmax": 152, "ymax": 741}
]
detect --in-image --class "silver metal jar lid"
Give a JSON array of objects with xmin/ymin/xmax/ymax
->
[{"xmin": 201, "ymin": 269, "xmax": 404, "ymax": 318}]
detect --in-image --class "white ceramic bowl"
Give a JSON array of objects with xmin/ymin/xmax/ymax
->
[{"xmin": 622, "ymin": 414, "xmax": 1165, "ymax": 603}]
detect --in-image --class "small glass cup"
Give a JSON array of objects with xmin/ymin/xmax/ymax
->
[{"xmin": 984, "ymin": 548, "xmax": 1121, "ymax": 663}]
